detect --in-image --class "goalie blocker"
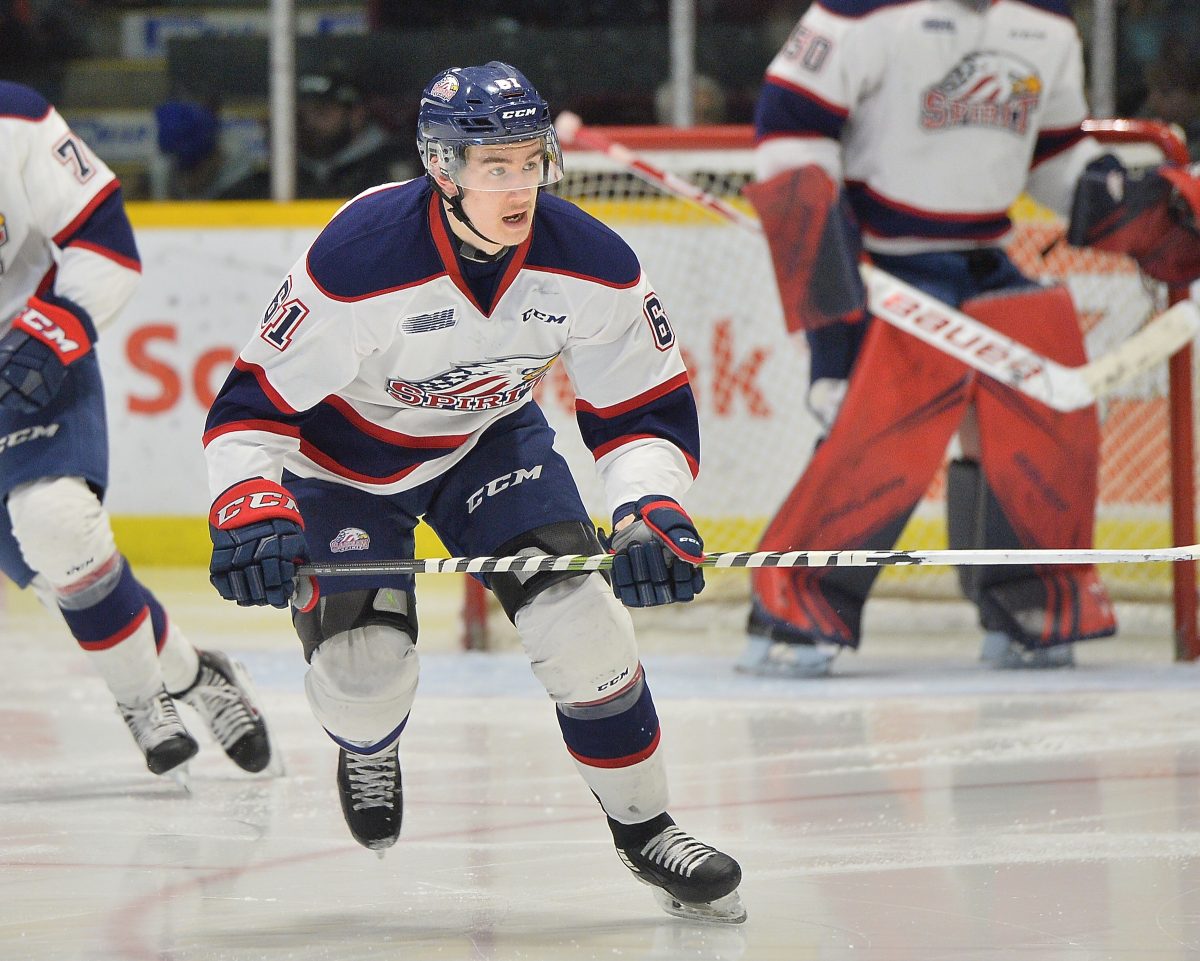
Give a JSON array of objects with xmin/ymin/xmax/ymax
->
[{"xmin": 751, "ymin": 284, "xmax": 1117, "ymax": 653}]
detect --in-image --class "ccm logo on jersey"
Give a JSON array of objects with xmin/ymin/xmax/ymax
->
[
  {"xmin": 521, "ymin": 307, "xmax": 566, "ymax": 324},
  {"xmin": 467, "ymin": 465, "xmax": 543, "ymax": 513},
  {"xmin": 0, "ymin": 423, "xmax": 59, "ymax": 452},
  {"xmin": 643, "ymin": 293, "xmax": 674, "ymax": 351}
]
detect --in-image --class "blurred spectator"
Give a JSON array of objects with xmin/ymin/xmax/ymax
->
[
  {"xmin": 155, "ymin": 99, "xmax": 265, "ymax": 200},
  {"xmin": 1141, "ymin": 41, "xmax": 1200, "ymax": 160},
  {"xmin": 654, "ymin": 74, "xmax": 728, "ymax": 126},
  {"xmin": 0, "ymin": 0, "xmax": 91, "ymax": 101},
  {"xmin": 225, "ymin": 66, "xmax": 416, "ymax": 200}
]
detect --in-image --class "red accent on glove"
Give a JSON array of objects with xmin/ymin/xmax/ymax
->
[
  {"xmin": 209, "ymin": 478, "xmax": 305, "ymax": 530},
  {"xmin": 638, "ymin": 497, "xmax": 706, "ymax": 565},
  {"xmin": 14, "ymin": 296, "xmax": 93, "ymax": 364}
]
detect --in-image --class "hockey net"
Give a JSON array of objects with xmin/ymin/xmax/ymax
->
[{"xmin": 461, "ymin": 120, "xmax": 1199, "ymax": 656}]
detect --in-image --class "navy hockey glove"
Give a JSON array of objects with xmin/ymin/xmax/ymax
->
[
  {"xmin": 209, "ymin": 478, "xmax": 309, "ymax": 608},
  {"xmin": 605, "ymin": 495, "xmax": 705, "ymax": 607},
  {"xmin": 0, "ymin": 297, "xmax": 97, "ymax": 414}
]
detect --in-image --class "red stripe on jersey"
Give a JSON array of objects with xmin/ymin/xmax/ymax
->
[
  {"xmin": 52, "ymin": 179, "xmax": 118, "ymax": 248},
  {"xmin": 234, "ymin": 358, "xmax": 300, "ymax": 414},
  {"xmin": 324, "ymin": 395, "xmax": 470, "ymax": 448},
  {"xmin": 523, "ymin": 264, "xmax": 641, "ymax": 291},
  {"xmin": 77, "ymin": 606, "xmax": 149, "ymax": 652},
  {"xmin": 202, "ymin": 418, "xmax": 302, "ymax": 449},
  {"xmin": 65, "ymin": 237, "xmax": 141, "ymax": 273},
  {"xmin": 762, "ymin": 74, "xmax": 851, "ymax": 119},
  {"xmin": 575, "ymin": 371, "xmax": 691, "ymax": 417},
  {"xmin": 591, "ymin": 432, "xmax": 699, "ymax": 477},
  {"xmin": 297, "ymin": 439, "xmax": 425, "ymax": 485}
]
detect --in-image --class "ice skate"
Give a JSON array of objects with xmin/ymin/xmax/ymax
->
[
  {"xmin": 175, "ymin": 649, "xmax": 277, "ymax": 773},
  {"xmin": 735, "ymin": 605, "xmax": 839, "ymax": 678},
  {"xmin": 118, "ymin": 688, "xmax": 199, "ymax": 776},
  {"xmin": 617, "ymin": 824, "xmax": 747, "ymax": 924},
  {"xmin": 980, "ymin": 631, "xmax": 1075, "ymax": 670},
  {"xmin": 337, "ymin": 741, "xmax": 403, "ymax": 853}
]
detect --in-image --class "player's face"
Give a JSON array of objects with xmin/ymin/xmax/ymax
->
[{"xmin": 455, "ymin": 140, "xmax": 544, "ymax": 245}]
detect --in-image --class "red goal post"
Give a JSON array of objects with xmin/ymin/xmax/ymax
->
[{"xmin": 459, "ymin": 119, "xmax": 1199, "ymax": 659}]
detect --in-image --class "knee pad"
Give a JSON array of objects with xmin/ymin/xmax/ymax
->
[
  {"xmin": 7, "ymin": 477, "xmax": 116, "ymax": 588},
  {"xmin": 304, "ymin": 623, "xmax": 419, "ymax": 746},
  {"xmin": 515, "ymin": 573, "xmax": 638, "ymax": 703},
  {"xmin": 293, "ymin": 586, "xmax": 417, "ymax": 663},
  {"xmin": 489, "ymin": 521, "xmax": 604, "ymax": 622}
]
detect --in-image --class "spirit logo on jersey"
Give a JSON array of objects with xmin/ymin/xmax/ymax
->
[
  {"xmin": 330, "ymin": 527, "xmax": 371, "ymax": 553},
  {"xmin": 386, "ymin": 354, "xmax": 557, "ymax": 411},
  {"xmin": 921, "ymin": 52, "xmax": 1041, "ymax": 135},
  {"xmin": 259, "ymin": 275, "xmax": 309, "ymax": 351}
]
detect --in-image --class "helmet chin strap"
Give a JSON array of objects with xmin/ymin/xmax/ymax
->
[{"xmin": 428, "ymin": 174, "xmax": 507, "ymax": 251}]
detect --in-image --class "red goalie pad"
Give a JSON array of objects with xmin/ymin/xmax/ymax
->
[{"xmin": 743, "ymin": 165, "xmax": 866, "ymax": 333}]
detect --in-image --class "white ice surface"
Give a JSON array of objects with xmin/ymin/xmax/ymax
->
[{"xmin": 4, "ymin": 571, "xmax": 1200, "ymax": 961}]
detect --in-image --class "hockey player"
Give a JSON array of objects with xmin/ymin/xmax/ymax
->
[
  {"xmin": 0, "ymin": 82, "xmax": 275, "ymax": 777},
  {"xmin": 739, "ymin": 0, "xmax": 1200, "ymax": 676},
  {"xmin": 202, "ymin": 62, "xmax": 745, "ymax": 923}
]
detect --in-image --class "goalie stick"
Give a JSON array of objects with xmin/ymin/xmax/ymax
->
[
  {"xmin": 554, "ymin": 111, "xmax": 1200, "ymax": 413},
  {"xmin": 298, "ymin": 543, "xmax": 1200, "ymax": 577}
]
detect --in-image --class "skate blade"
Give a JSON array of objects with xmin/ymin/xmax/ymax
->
[
  {"xmin": 651, "ymin": 887, "xmax": 747, "ymax": 924},
  {"xmin": 167, "ymin": 762, "xmax": 192, "ymax": 793},
  {"xmin": 734, "ymin": 638, "xmax": 836, "ymax": 678}
]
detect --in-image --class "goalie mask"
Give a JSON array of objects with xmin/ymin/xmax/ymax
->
[{"xmin": 417, "ymin": 62, "xmax": 564, "ymax": 193}]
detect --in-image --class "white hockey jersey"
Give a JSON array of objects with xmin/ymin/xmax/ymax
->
[
  {"xmin": 203, "ymin": 180, "xmax": 700, "ymax": 516},
  {"xmin": 0, "ymin": 82, "xmax": 140, "ymax": 336},
  {"xmin": 755, "ymin": 0, "xmax": 1105, "ymax": 254}
]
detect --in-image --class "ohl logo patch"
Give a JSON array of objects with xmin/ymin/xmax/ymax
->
[
  {"xmin": 921, "ymin": 52, "xmax": 1042, "ymax": 135},
  {"xmin": 386, "ymin": 354, "xmax": 557, "ymax": 411}
]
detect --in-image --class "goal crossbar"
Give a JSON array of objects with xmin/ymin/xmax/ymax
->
[
  {"xmin": 299, "ymin": 543, "xmax": 1200, "ymax": 577},
  {"xmin": 555, "ymin": 112, "xmax": 1200, "ymax": 413}
]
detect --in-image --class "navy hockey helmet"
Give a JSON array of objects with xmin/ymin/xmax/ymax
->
[{"xmin": 417, "ymin": 61, "xmax": 563, "ymax": 192}]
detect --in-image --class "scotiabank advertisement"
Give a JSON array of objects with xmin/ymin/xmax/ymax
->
[{"xmin": 99, "ymin": 211, "xmax": 814, "ymax": 548}]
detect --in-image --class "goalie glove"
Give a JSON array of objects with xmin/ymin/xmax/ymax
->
[
  {"xmin": 1068, "ymin": 156, "xmax": 1200, "ymax": 285},
  {"xmin": 0, "ymin": 295, "xmax": 97, "ymax": 414},
  {"xmin": 603, "ymin": 495, "xmax": 705, "ymax": 607},
  {"xmin": 209, "ymin": 478, "xmax": 310, "ymax": 608}
]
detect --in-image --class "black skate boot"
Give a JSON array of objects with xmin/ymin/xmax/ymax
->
[
  {"xmin": 174, "ymin": 650, "xmax": 275, "ymax": 773},
  {"xmin": 337, "ymin": 741, "xmax": 403, "ymax": 853},
  {"xmin": 118, "ymin": 688, "xmax": 199, "ymax": 776},
  {"xmin": 612, "ymin": 815, "xmax": 746, "ymax": 923}
]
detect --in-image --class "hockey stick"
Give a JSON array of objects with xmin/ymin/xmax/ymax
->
[
  {"xmin": 554, "ymin": 112, "xmax": 1200, "ymax": 413},
  {"xmin": 298, "ymin": 543, "xmax": 1200, "ymax": 577}
]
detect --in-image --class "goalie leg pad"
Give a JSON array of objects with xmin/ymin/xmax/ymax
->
[
  {"xmin": 957, "ymin": 287, "xmax": 1116, "ymax": 646},
  {"xmin": 751, "ymin": 317, "xmax": 972, "ymax": 646}
]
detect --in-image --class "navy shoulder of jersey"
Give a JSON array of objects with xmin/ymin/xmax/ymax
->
[
  {"xmin": 525, "ymin": 192, "xmax": 641, "ymax": 287},
  {"xmin": 307, "ymin": 179, "xmax": 443, "ymax": 299},
  {"xmin": 0, "ymin": 81, "xmax": 51, "ymax": 121},
  {"xmin": 814, "ymin": 0, "xmax": 917, "ymax": 18},
  {"xmin": 1008, "ymin": 0, "xmax": 1073, "ymax": 19}
]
